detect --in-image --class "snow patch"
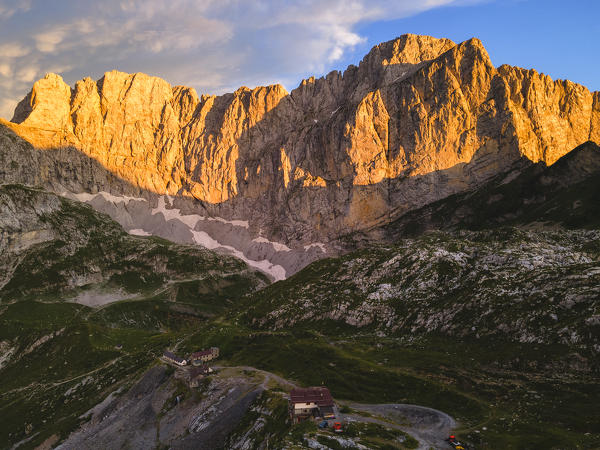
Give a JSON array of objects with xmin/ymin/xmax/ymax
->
[
  {"xmin": 128, "ymin": 229, "xmax": 151, "ymax": 236},
  {"xmin": 304, "ymin": 243, "xmax": 327, "ymax": 252},
  {"xmin": 252, "ymin": 237, "xmax": 291, "ymax": 252},
  {"xmin": 207, "ymin": 216, "xmax": 249, "ymax": 228},
  {"xmin": 151, "ymin": 196, "xmax": 202, "ymax": 228},
  {"xmin": 152, "ymin": 196, "xmax": 249, "ymax": 229},
  {"xmin": 68, "ymin": 191, "xmax": 146, "ymax": 204},
  {"xmin": 222, "ymin": 244, "xmax": 287, "ymax": 281},
  {"xmin": 193, "ymin": 232, "xmax": 287, "ymax": 280},
  {"xmin": 67, "ymin": 193, "xmax": 288, "ymax": 280},
  {"xmin": 191, "ymin": 230, "xmax": 221, "ymax": 250}
]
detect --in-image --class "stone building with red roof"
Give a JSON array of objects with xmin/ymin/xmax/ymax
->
[
  {"xmin": 289, "ymin": 387, "xmax": 335, "ymax": 423},
  {"xmin": 189, "ymin": 347, "xmax": 219, "ymax": 365}
]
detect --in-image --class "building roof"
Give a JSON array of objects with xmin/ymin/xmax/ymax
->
[
  {"xmin": 163, "ymin": 351, "xmax": 185, "ymax": 364},
  {"xmin": 190, "ymin": 349, "xmax": 214, "ymax": 358},
  {"xmin": 290, "ymin": 387, "xmax": 334, "ymax": 407}
]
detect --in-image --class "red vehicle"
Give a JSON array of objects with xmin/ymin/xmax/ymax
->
[
  {"xmin": 333, "ymin": 422, "xmax": 343, "ymax": 433},
  {"xmin": 446, "ymin": 435, "xmax": 466, "ymax": 449}
]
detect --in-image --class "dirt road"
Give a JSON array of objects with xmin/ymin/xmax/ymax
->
[
  {"xmin": 216, "ymin": 365, "xmax": 456, "ymax": 449},
  {"xmin": 343, "ymin": 402, "xmax": 456, "ymax": 449}
]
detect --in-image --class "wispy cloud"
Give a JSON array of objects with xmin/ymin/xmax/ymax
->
[
  {"xmin": 0, "ymin": 0, "xmax": 478, "ymax": 118},
  {"xmin": 0, "ymin": 0, "xmax": 32, "ymax": 20},
  {"xmin": 0, "ymin": 63, "xmax": 11, "ymax": 77},
  {"xmin": 0, "ymin": 42, "xmax": 30, "ymax": 58},
  {"xmin": 35, "ymin": 28, "xmax": 68, "ymax": 53}
]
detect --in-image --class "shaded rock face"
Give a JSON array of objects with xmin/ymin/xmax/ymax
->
[
  {"xmin": 3, "ymin": 34, "xmax": 599, "ymax": 275},
  {"xmin": 56, "ymin": 366, "xmax": 262, "ymax": 450}
]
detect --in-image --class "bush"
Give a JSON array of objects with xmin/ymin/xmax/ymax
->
[{"xmin": 290, "ymin": 420, "xmax": 317, "ymax": 442}]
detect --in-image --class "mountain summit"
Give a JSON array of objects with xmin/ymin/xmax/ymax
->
[{"xmin": 2, "ymin": 34, "xmax": 599, "ymax": 276}]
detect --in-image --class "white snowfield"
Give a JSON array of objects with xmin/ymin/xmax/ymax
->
[
  {"xmin": 207, "ymin": 216, "xmax": 249, "ymax": 228},
  {"xmin": 61, "ymin": 192, "xmax": 321, "ymax": 281},
  {"xmin": 304, "ymin": 243, "xmax": 327, "ymax": 252},
  {"xmin": 70, "ymin": 191, "xmax": 145, "ymax": 205},
  {"xmin": 151, "ymin": 195, "xmax": 203, "ymax": 228},
  {"xmin": 129, "ymin": 229, "xmax": 151, "ymax": 236},
  {"xmin": 252, "ymin": 237, "xmax": 291, "ymax": 252},
  {"xmin": 151, "ymin": 196, "xmax": 287, "ymax": 280},
  {"xmin": 191, "ymin": 230, "xmax": 287, "ymax": 281}
]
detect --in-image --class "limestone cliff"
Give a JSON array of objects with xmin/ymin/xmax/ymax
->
[{"xmin": 2, "ymin": 34, "xmax": 599, "ymax": 275}]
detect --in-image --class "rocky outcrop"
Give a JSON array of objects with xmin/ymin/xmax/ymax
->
[
  {"xmin": 2, "ymin": 34, "xmax": 599, "ymax": 276},
  {"xmin": 361, "ymin": 141, "xmax": 600, "ymax": 242},
  {"xmin": 496, "ymin": 65, "xmax": 596, "ymax": 165},
  {"xmin": 0, "ymin": 184, "xmax": 266, "ymax": 298},
  {"xmin": 243, "ymin": 227, "xmax": 600, "ymax": 362}
]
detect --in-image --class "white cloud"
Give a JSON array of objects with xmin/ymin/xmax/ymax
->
[
  {"xmin": 30, "ymin": 1, "xmax": 233, "ymax": 56},
  {"xmin": 35, "ymin": 28, "xmax": 68, "ymax": 53},
  {"xmin": 0, "ymin": 0, "xmax": 32, "ymax": 19},
  {"xmin": 326, "ymin": 26, "xmax": 366, "ymax": 62},
  {"xmin": 0, "ymin": 0, "xmax": 484, "ymax": 120},
  {"xmin": 16, "ymin": 65, "xmax": 39, "ymax": 82},
  {"xmin": 0, "ymin": 42, "xmax": 30, "ymax": 59},
  {"xmin": 0, "ymin": 63, "xmax": 11, "ymax": 77},
  {"xmin": 253, "ymin": 0, "xmax": 464, "ymax": 67}
]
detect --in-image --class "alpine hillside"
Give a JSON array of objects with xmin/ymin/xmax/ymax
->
[
  {"xmin": 1, "ymin": 31, "xmax": 600, "ymax": 450},
  {"xmin": 2, "ymin": 33, "xmax": 599, "ymax": 278}
]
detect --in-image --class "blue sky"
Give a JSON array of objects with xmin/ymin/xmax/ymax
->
[
  {"xmin": 334, "ymin": 0, "xmax": 600, "ymax": 92},
  {"xmin": 0, "ymin": 0, "xmax": 598, "ymax": 118}
]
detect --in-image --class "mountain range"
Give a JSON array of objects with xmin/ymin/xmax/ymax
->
[
  {"xmin": 1, "ymin": 34, "xmax": 599, "ymax": 449},
  {"xmin": 2, "ymin": 33, "xmax": 599, "ymax": 278}
]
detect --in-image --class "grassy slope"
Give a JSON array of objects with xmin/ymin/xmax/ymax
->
[
  {"xmin": 173, "ymin": 321, "xmax": 599, "ymax": 449},
  {"xmin": 3, "ymin": 181, "xmax": 600, "ymax": 449},
  {"xmin": 0, "ymin": 185, "xmax": 267, "ymax": 449},
  {"xmin": 241, "ymin": 229, "xmax": 600, "ymax": 359},
  {"xmin": 0, "ymin": 301, "xmax": 169, "ymax": 448},
  {"xmin": 213, "ymin": 228, "xmax": 600, "ymax": 449}
]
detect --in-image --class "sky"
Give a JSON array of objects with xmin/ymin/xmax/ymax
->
[{"xmin": 0, "ymin": 0, "xmax": 598, "ymax": 119}]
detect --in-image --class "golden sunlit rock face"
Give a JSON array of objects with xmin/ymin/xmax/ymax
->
[{"xmin": 6, "ymin": 34, "xmax": 600, "ymax": 241}]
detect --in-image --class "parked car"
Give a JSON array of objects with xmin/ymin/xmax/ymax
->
[{"xmin": 446, "ymin": 435, "xmax": 467, "ymax": 449}]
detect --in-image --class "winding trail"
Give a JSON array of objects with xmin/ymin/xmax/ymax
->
[
  {"xmin": 2, "ymin": 357, "xmax": 121, "ymax": 398},
  {"xmin": 50, "ymin": 358, "xmax": 121, "ymax": 387},
  {"xmin": 342, "ymin": 402, "xmax": 455, "ymax": 449}
]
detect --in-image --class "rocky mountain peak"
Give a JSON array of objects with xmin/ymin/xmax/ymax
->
[
  {"xmin": 12, "ymin": 73, "xmax": 72, "ymax": 128},
  {"xmin": 171, "ymin": 85, "xmax": 200, "ymax": 127},
  {"xmin": 1, "ymin": 35, "xmax": 599, "ymax": 278},
  {"xmin": 349, "ymin": 34, "xmax": 460, "ymax": 95},
  {"xmin": 368, "ymin": 33, "xmax": 456, "ymax": 66}
]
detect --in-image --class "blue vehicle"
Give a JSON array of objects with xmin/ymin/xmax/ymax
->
[{"xmin": 318, "ymin": 421, "xmax": 328, "ymax": 429}]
